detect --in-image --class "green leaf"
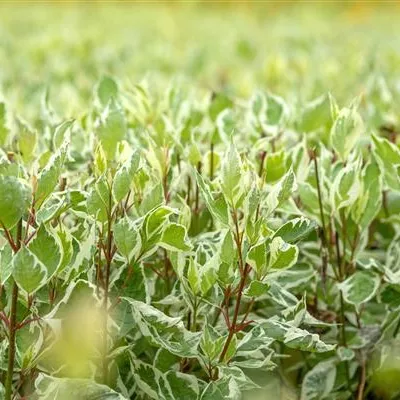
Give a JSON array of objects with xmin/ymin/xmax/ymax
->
[
  {"xmin": 217, "ymin": 109, "xmax": 236, "ymax": 142},
  {"xmin": 222, "ymin": 333, "xmax": 237, "ymax": 362},
  {"xmin": 220, "ymin": 143, "xmax": 243, "ymax": 203},
  {"xmin": 330, "ymin": 161, "xmax": 360, "ymax": 211},
  {"xmin": 339, "ymin": 270, "xmax": 380, "ymax": 308},
  {"xmin": 261, "ymin": 319, "xmax": 335, "ymax": 353},
  {"xmin": 28, "ymin": 225, "xmax": 62, "ymax": 278},
  {"xmin": 0, "ymin": 245, "xmax": 13, "ymax": 283},
  {"xmin": 97, "ymin": 76, "xmax": 118, "ymax": 106},
  {"xmin": 12, "ymin": 246, "xmax": 47, "ymax": 294},
  {"xmin": 265, "ymin": 92, "xmax": 288, "ymax": 127},
  {"xmin": 273, "ymin": 217, "xmax": 317, "ymax": 244},
  {"xmin": 269, "ymin": 237, "xmax": 298, "ymax": 270},
  {"xmin": 0, "ymin": 102, "xmax": 10, "ymax": 146},
  {"xmin": 0, "ymin": 175, "xmax": 31, "ymax": 229},
  {"xmin": 265, "ymin": 151, "xmax": 286, "ymax": 183},
  {"xmin": 139, "ymin": 183, "xmax": 164, "ymax": 215},
  {"xmin": 96, "ymin": 99, "xmax": 126, "ymax": 160},
  {"xmin": 301, "ymin": 360, "xmax": 336, "ymax": 400},
  {"xmin": 53, "ymin": 119, "xmax": 73, "ymax": 150},
  {"xmin": 35, "ymin": 374, "xmax": 127, "ymax": 400},
  {"xmin": 17, "ymin": 120, "xmax": 37, "ymax": 163},
  {"xmin": 165, "ymin": 371, "xmax": 200, "ymax": 400},
  {"xmin": 86, "ymin": 176, "xmax": 111, "ymax": 222},
  {"xmin": 220, "ymin": 230, "xmax": 236, "ymax": 265},
  {"xmin": 35, "ymin": 144, "xmax": 68, "ymax": 208},
  {"xmin": 385, "ymin": 235, "xmax": 400, "ymax": 283},
  {"xmin": 244, "ymin": 280, "xmax": 270, "ymax": 298},
  {"xmin": 123, "ymin": 298, "xmax": 201, "ymax": 357},
  {"xmin": 187, "ymin": 257, "xmax": 200, "ymax": 294},
  {"xmin": 145, "ymin": 206, "xmax": 176, "ymax": 239},
  {"xmin": 200, "ymin": 327, "xmax": 225, "ymax": 361},
  {"xmin": 200, "ymin": 254, "xmax": 219, "ymax": 296},
  {"xmin": 159, "ymin": 223, "xmax": 191, "ymax": 252},
  {"xmin": 130, "ymin": 359, "xmax": 165, "ymax": 399},
  {"xmin": 112, "ymin": 152, "xmax": 139, "ymax": 202},
  {"xmin": 298, "ymin": 182, "xmax": 319, "ymax": 216},
  {"xmin": 273, "ymin": 263, "xmax": 316, "ymax": 291},
  {"xmin": 131, "ymin": 359, "xmax": 199, "ymax": 400},
  {"xmin": 299, "ymin": 94, "xmax": 332, "ymax": 133},
  {"xmin": 93, "ymin": 143, "xmax": 107, "ymax": 177},
  {"xmin": 354, "ymin": 160, "xmax": 382, "ymax": 229},
  {"xmin": 247, "ymin": 241, "xmax": 267, "ymax": 275},
  {"xmin": 372, "ymin": 134, "xmax": 400, "ymax": 191},
  {"xmin": 139, "ymin": 206, "xmax": 177, "ymax": 258},
  {"xmin": 209, "ymin": 92, "xmax": 233, "ymax": 121},
  {"xmin": 330, "ymin": 106, "xmax": 363, "ymax": 160},
  {"xmin": 194, "ymin": 170, "xmax": 229, "ymax": 225},
  {"xmin": 56, "ymin": 229, "xmax": 74, "ymax": 274},
  {"xmin": 114, "ymin": 216, "xmax": 141, "ymax": 260},
  {"xmin": 267, "ymin": 168, "xmax": 297, "ymax": 213},
  {"xmin": 200, "ymin": 378, "xmax": 241, "ymax": 400}
]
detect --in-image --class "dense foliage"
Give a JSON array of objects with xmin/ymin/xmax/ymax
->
[{"xmin": 1, "ymin": 4, "xmax": 400, "ymax": 400}]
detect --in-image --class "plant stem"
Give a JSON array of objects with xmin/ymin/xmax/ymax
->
[
  {"xmin": 194, "ymin": 162, "xmax": 201, "ymax": 213},
  {"xmin": 5, "ymin": 283, "xmax": 18, "ymax": 400},
  {"xmin": 258, "ymin": 151, "xmax": 266, "ymax": 178},
  {"xmin": 163, "ymin": 249, "xmax": 171, "ymax": 293},
  {"xmin": 356, "ymin": 356, "xmax": 366, "ymax": 400},
  {"xmin": 209, "ymin": 142, "xmax": 214, "ymax": 181},
  {"xmin": 102, "ymin": 192, "xmax": 114, "ymax": 385},
  {"xmin": 214, "ymin": 206, "xmax": 250, "ymax": 377},
  {"xmin": 393, "ymin": 316, "xmax": 400, "ymax": 338},
  {"xmin": 312, "ymin": 151, "xmax": 331, "ymax": 292},
  {"xmin": 5, "ymin": 219, "xmax": 22, "ymax": 400},
  {"xmin": 217, "ymin": 266, "xmax": 249, "ymax": 365}
]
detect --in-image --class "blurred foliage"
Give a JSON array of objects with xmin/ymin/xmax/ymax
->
[{"xmin": 0, "ymin": 3, "xmax": 399, "ymax": 120}]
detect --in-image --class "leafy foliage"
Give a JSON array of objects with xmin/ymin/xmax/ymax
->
[{"xmin": 1, "ymin": 4, "xmax": 400, "ymax": 400}]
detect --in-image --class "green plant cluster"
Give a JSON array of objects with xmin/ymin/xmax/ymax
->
[{"xmin": 1, "ymin": 5, "xmax": 400, "ymax": 400}]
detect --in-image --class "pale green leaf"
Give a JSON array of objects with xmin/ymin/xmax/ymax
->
[
  {"xmin": 97, "ymin": 76, "xmax": 118, "ymax": 106},
  {"xmin": 0, "ymin": 102, "xmax": 9, "ymax": 146},
  {"xmin": 53, "ymin": 119, "xmax": 73, "ymax": 150},
  {"xmin": 339, "ymin": 270, "xmax": 380, "ymax": 308},
  {"xmin": 96, "ymin": 99, "xmax": 126, "ymax": 160},
  {"xmin": 35, "ymin": 374, "xmax": 127, "ymax": 400},
  {"xmin": 261, "ymin": 319, "xmax": 335, "ymax": 353},
  {"xmin": 269, "ymin": 237, "xmax": 298, "ymax": 270},
  {"xmin": 123, "ymin": 298, "xmax": 201, "ymax": 357},
  {"xmin": 0, "ymin": 245, "xmax": 13, "ymax": 283},
  {"xmin": 36, "ymin": 144, "xmax": 68, "ymax": 208},
  {"xmin": 220, "ymin": 230, "xmax": 236, "ymax": 265},
  {"xmin": 0, "ymin": 175, "xmax": 31, "ymax": 229},
  {"xmin": 273, "ymin": 217, "xmax": 317, "ymax": 244},
  {"xmin": 330, "ymin": 106, "xmax": 363, "ymax": 160},
  {"xmin": 195, "ymin": 170, "xmax": 229, "ymax": 226},
  {"xmin": 220, "ymin": 143, "xmax": 243, "ymax": 204},
  {"xmin": 17, "ymin": 120, "xmax": 37, "ymax": 163},
  {"xmin": 244, "ymin": 280, "xmax": 270, "ymax": 298},
  {"xmin": 114, "ymin": 217, "xmax": 141, "ymax": 260},
  {"xmin": 159, "ymin": 223, "xmax": 192, "ymax": 252},
  {"xmin": 372, "ymin": 134, "xmax": 400, "ymax": 191},
  {"xmin": 28, "ymin": 225, "xmax": 62, "ymax": 278},
  {"xmin": 86, "ymin": 176, "xmax": 111, "ymax": 222},
  {"xmin": 301, "ymin": 361, "xmax": 336, "ymax": 400},
  {"xmin": 112, "ymin": 152, "xmax": 139, "ymax": 202},
  {"xmin": 247, "ymin": 241, "xmax": 267, "ymax": 275},
  {"xmin": 12, "ymin": 246, "xmax": 47, "ymax": 294}
]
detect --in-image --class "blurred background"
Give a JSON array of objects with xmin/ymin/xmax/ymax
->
[{"xmin": 0, "ymin": 1, "xmax": 400, "ymax": 120}]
